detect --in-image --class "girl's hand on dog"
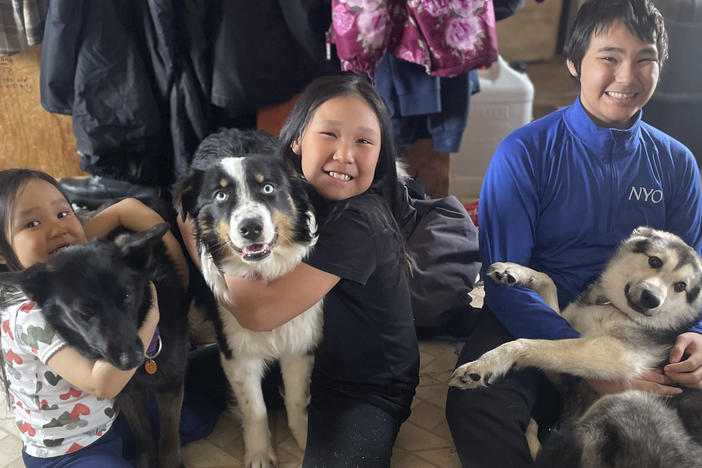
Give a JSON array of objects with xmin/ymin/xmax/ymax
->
[
  {"xmin": 665, "ymin": 332, "xmax": 702, "ymax": 389},
  {"xmin": 138, "ymin": 282, "xmax": 160, "ymax": 353},
  {"xmin": 87, "ymin": 198, "xmax": 190, "ymax": 289},
  {"xmin": 586, "ymin": 369, "xmax": 682, "ymax": 396}
]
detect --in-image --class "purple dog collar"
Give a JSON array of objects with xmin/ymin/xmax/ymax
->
[{"xmin": 145, "ymin": 326, "xmax": 162, "ymax": 359}]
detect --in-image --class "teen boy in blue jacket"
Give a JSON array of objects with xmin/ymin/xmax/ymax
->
[{"xmin": 446, "ymin": 1, "xmax": 702, "ymax": 466}]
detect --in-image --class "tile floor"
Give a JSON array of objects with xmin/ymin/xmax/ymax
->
[{"xmin": 0, "ymin": 339, "xmax": 464, "ymax": 467}]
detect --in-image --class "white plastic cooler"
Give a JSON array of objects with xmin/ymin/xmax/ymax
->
[{"xmin": 450, "ymin": 55, "xmax": 535, "ymax": 200}]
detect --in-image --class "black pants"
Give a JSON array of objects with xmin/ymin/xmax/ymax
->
[
  {"xmin": 445, "ymin": 309, "xmax": 562, "ymax": 468},
  {"xmin": 303, "ymin": 389, "xmax": 402, "ymax": 468}
]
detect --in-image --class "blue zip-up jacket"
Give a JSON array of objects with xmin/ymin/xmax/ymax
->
[{"xmin": 479, "ymin": 96, "xmax": 702, "ymax": 340}]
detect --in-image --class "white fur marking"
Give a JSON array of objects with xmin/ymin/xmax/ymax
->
[{"xmin": 220, "ymin": 158, "xmax": 276, "ymax": 247}]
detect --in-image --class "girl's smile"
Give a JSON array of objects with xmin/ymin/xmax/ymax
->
[
  {"xmin": 292, "ymin": 94, "xmax": 381, "ymax": 201},
  {"xmin": 10, "ymin": 180, "xmax": 86, "ymax": 268},
  {"xmin": 327, "ymin": 171, "xmax": 353, "ymax": 181}
]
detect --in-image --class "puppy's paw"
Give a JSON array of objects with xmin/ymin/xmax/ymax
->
[
  {"xmin": 449, "ymin": 361, "xmax": 492, "ymax": 389},
  {"xmin": 487, "ymin": 262, "xmax": 536, "ymax": 287},
  {"xmin": 448, "ymin": 345, "xmax": 520, "ymax": 389}
]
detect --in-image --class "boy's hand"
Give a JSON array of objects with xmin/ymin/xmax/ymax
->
[
  {"xmin": 665, "ymin": 332, "xmax": 702, "ymax": 388},
  {"xmin": 586, "ymin": 369, "xmax": 682, "ymax": 396}
]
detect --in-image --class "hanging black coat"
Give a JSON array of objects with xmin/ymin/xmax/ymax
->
[{"xmin": 40, "ymin": 0, "xmax": 333, "ymax": 189}]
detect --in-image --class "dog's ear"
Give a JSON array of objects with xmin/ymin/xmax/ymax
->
[
  {"xmin": 0, "ymin": 263, "xmax": 52, "ymax": 304},
  {"xmin": 631, "ymin": 226, "xmax": 654, "ymax": 239},
  {"xmin": 173, "ymin": 170, "xmax": 203, "ymax": 222},
  {"xmin": 627, "ymin": 226, "xmax": 658, "ymax": 255},
  {"xmin": 114, "ymin": 223, "xmax": 170, "ymax": 271}
]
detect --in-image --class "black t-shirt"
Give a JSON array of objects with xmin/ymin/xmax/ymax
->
[{"xmin": 304, "ymin": 194, "xmax": 419, "ymax": 421}]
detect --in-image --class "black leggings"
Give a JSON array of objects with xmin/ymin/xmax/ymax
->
[
  {"xmin": 188, "ymin": 345, "xmax": 405, "ymax": 467},
  {"xmin": 445, "ymin": 309, "xmax": 563, "ymax": 468},
  {"xmin": 303, "ymin": 389, "xmax": 402, "ymax": 468}
]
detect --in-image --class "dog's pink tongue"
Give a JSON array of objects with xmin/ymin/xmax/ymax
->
[{"xmin": 243, "ymin": 244, "xmax": 268, "ymax": 254}]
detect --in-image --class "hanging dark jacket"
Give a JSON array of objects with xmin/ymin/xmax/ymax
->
[
  {"xmin": 40, "ymin": 0, "xmax": 334, "ymax": 188},
  {"xmin": 209, "ymin": 0, "xmax": 334, "ymax": 111},
  {"xmin": 40, "ymin": 0, "xmax": 210, "ymax": 187}
]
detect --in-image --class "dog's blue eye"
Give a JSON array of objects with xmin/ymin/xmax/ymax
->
[
  {"xmin": 648, "ymin": 256, "xmax": 663, "ymax": 269},
  {"xmin": 262, "ymin": 184, "xmax": 276, "ymax": 195},
  {"xmin": 674, "ymin": 281, "xmax": 687, "ymax": 293},
  {"xmin": 214, "ymin": 191, "xmax": 228, "ymax": 202}
]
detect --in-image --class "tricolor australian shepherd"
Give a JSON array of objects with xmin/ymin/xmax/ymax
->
[{"xmin": 174, "ymin": 128, "xmax": 321, "ymax": 467}]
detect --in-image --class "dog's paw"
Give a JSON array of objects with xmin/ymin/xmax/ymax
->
[
  {"xmin": 244, "ymin": 448, "xmax": 277, "ymax": 468},
  {"xmin": 449, "ymin": 360, "xmax": 490, "ymax": 389},
  {"xmin": 487, "ymin": 262, "xmax": 536, "ymax": 287},
  {"xmin": 448, "ymin": 345, "xmax": 519, "ymax": 389}
]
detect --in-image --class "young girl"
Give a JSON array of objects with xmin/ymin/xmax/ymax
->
[
  {"xmin": 180, "ymin": 74, "xmax": 420, "ymax": 466},
  {"xmin": 0, "ymin": 168, "xmax": 188, "ymax": 467}
]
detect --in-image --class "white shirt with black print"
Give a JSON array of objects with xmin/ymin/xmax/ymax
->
[{"xmin": 1, "ymin": 298, "xmax": 117, "ymax": 457}]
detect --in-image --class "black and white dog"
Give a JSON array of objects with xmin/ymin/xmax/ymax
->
[
  {"xmin": 175, "ymin": 128, "xmax": 321, "ymax": 467},
  {"xmin": 0, "ymin": 224, "xmax": 189, "ymax": 468}
]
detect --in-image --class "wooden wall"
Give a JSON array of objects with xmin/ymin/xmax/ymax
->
[{"xmin": 0, "ymin": 44, "xmax": 84, "ymax": 178}]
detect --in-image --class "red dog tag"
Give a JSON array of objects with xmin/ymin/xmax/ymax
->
[{"xmin": 144, "ymin": 360, "xmax": 157, "ymax": 374}]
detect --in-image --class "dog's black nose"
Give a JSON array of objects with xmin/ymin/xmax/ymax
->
[
  {"xmin": 640, "ymin": 289, "xmax": 661, "ymax": 309},
  {"xmin": 238, "ymin": 218, "xmax": 264, "ymax": 240},
  {"xmin": 119, "ymin": 348, "xmax": 144, "ymax": 370}
]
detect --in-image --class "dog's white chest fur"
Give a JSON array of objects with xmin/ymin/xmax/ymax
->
[
  {"xmin": 218, "ymin": 300, "xmax": 323, "ymax": 358},
  {"xmin": 202, "ymin": 240, "xmax": 324, "ymax": 357},
  {"xmin": 562, "ymin": 303, "xmax": 620, "ymax": 337}
]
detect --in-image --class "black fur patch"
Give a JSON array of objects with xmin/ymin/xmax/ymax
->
[
  {"xmin": 600, "ymin": 421, "xmax": 621, "ymax": 466},
  {"xmin": 632, "ymin": 239, "xmax": 651, "ymax": 254},
  {"xmin": 671, "ymin": 242, "xmax": 702, "ymax": 272},
  {"xmin": 534, "ymin": 425, "xmax": 583, "ymax": 468},
  {"xmin": 688, "ymin": 285, "xmax": 702, "ymax": 305}
]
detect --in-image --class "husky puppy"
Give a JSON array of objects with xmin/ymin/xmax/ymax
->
[
  {"xmin": 0, "ymin": 224, "xmax": 189, "ymax": 468},
  {"xmin": 449, "ymin": 227, "xmax": 702, "ymax": 467},
  {"xmin": 174, "ymin": 128, "xmax": 321, "ymax": 467}
]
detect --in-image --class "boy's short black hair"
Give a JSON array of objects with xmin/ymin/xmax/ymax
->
[{"xmin": 563, "ymin": 0, "xmax": 668, "ymax": 79}]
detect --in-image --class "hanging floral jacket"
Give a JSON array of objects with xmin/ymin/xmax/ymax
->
[{"xmin": 330, "ymin": 0, "xmax": 498, "ymax": 77}]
